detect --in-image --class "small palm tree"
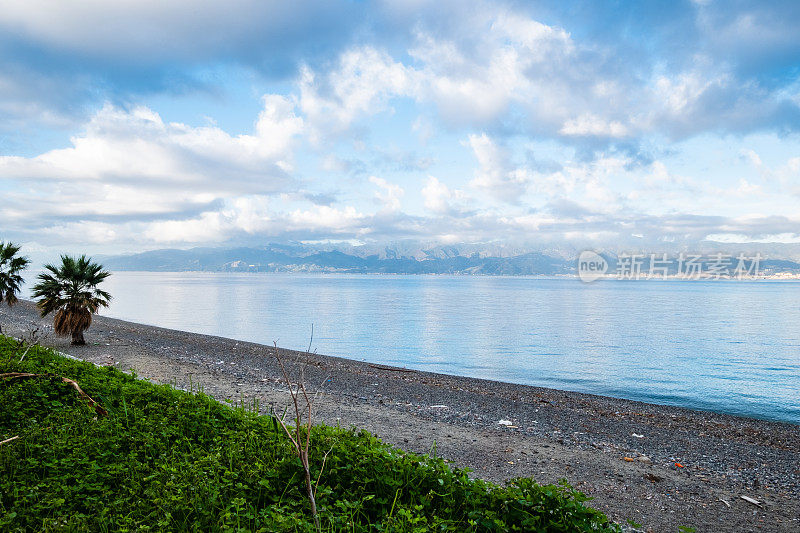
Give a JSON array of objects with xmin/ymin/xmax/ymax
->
[
  {"xmin": 0, "ymin": 241, "xmax": 31, "ymax": 334},
  {"xmin": 32, "ymin": 255, "xmax": 111, "ymax": 345}
]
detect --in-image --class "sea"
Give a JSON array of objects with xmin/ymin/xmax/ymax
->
[{"xmin": 48, "ymin": 272, "xmax": 800, "ymax": 424}]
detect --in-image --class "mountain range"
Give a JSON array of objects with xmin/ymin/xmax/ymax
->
[{"xmin": 99, "ymin": 243, "xmax": 800, "ymax": 276}]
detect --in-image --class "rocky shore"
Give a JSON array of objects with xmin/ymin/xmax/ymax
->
[{"xmin": 2, "ymin": 300, "xmax": 798, "ymax": 532}]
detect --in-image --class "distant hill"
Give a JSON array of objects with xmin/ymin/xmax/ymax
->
[
  {"xmin": 99, "ymin": 243, "xmax": 800, "ymax": 277},
  {"xmin": 99, "ymin": 244, "xmax": 575, "ymax": 275}
]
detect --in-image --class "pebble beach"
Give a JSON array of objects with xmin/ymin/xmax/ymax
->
[{"xmin": 2, "ymin": 300, "xmax": 798, "ymax": 532}]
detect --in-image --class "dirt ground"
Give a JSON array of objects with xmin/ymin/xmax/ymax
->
[{"xmin": 2, "ymin": 301, "xmax": 798, "ymax": 532}]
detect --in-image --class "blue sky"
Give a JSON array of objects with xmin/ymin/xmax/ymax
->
[{"xmin": 1, "ymin": 0, "xmax": 800, "ymax": 257}]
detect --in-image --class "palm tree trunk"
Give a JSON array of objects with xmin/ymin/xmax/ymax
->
[{"xmin": 71, "ymin": 330, "xmax": 85, "ymax": 345}]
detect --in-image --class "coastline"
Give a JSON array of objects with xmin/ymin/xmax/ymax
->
[{"xmin": 1, "ymin": 301, "xmax": 798, "ymax": 532}]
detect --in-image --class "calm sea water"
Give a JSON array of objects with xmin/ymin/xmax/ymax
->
[{"xmin": 57, "ymin": 272, "xmax": 800, "ymax": 424}]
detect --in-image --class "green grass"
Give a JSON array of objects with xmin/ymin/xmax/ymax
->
[{"xmin": 0, "ymin": 336, "xmax": 621, "ymax": 532}]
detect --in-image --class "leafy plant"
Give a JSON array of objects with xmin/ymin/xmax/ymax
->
[{"xmin": 31, "ymin": 255, "xmax": 111, "ymax": 345}]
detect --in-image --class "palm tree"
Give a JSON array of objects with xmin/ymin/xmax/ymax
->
[
  {"xmin": 32, "ymin": 255, "xmax": 111, "ymax": 345},
  {"xmin": 0, "ymin": 241, "xmax": 31, "ymax": 334}
]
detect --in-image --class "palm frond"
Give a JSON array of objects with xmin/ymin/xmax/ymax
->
[
  {"xmin": 0, "ymin": 241, "xmax": 30, "ymax": 307},
  {"xmin": 53, "ymin": 308, "xmax": 92, "ymax": 337},
  {"xmin": 31, "ymin": 254, "xmax": 111, "ymax": 339}
]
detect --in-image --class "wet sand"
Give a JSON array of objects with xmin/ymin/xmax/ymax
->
[{"xmin": 2, "ymin": 300, "xmax": 798, "ymax": 532}]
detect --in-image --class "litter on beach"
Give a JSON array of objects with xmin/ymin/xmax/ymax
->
[
  {"xmin": 740, "ymin": 495, "xmax": 762, "ymax": 507},
  {"xmin": 498, "ymin": 419, "xmax": 513, "ymax": 426}
]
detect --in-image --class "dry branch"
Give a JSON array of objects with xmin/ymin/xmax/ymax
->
[
  {"xmin": 271, "ymin": 339, "xmax": 329, "ymax": 533},
  {"xmin": 0, "ymin": 435, "xmax": 19, "ymax": 446},
  {"xmin": 368, "ymin": 364, "xmax": 416, "ymax": 373},
  {"xmin": 14, "ymin": 326, "xmax": 45, "ymax": 363},
  {"xmin": 0, "ymin": 372, "xmax": 108, "ymax": 416}
]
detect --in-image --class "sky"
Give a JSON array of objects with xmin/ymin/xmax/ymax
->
[{"xmin": 1, "ymin": 0, "xmax": 800, "ymax": 259}]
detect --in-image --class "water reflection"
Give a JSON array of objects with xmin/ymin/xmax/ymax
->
[{"xmin": 69, "ymin": 272, "xmax": 800, "ymax": 424}]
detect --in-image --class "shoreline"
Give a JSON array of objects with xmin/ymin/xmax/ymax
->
[{"xmin": 2, "ymin": 301, "xmax": 798, "ymax": 532}]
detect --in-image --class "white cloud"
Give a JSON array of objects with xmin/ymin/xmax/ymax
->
[
  {"xmin": 654, "ymin": 69, "xmax": 723, "ymax": 115},
  {"xmin": 421, "ymin": 176, "xmax": 451, "ymax": 213},
  {"xmin": 421, "ymin": 176, "xmax": 468, "ymax": 214},
  {"xmin": 136, "ymin": 201, "xmax": 369, "ymax": 244},
  {"xmin": 490, "ymin": 11, "xmax": 573, "ymax": 55},
  {"xmin": 736, "ymin": 151, "xmax": 800, "ymax": 188},
  {"xmin": 741, "ymin": 149, "xmax": 762, "ymax": 167},
  {"xmin": 143, "ymin": 212, "xmax": 229, "ymax": 244},
  {"xmin": 467, "ymin": 134, "xmax": 530, "ymax": 203},
  {"xmin": 274, "ymin": 5, "xmax": 800, "ymax": 149},
  {"xmin": 404, "ymin": 9, "xmax": 634, "ymax": 136},
  {"xmin": 224, "ymin": 196, "xmax": 274, "ymax": 234},
  {"xmin": 288, "ymin": 205, "xmax": 365, "ymax": 233},
  {"xmin": 3, "ymin": 99, "xmax": 301, "ymax": 184},
  {"xmin": 299, "ymin": 47, "xmax": 416, "ymax": 143},
  {"xmin": 560, "ymin": 114, "xmax": 629, "ymax": 138},
  {"xmin": 369, "ymin": 176, "xmax": 405, "ymax": 211},
  {"xmin": 410, "ymin": 32, "xmax": 523, "ymax": 124},
  {"xmin": 0, "ymin": 98, "xmax": 302, "ymax": 220},
  {"xmin": 292, "ymin": 8, "xmax": 629, "ymax": 139},
  {"xmin": 411, "ymin": 115, "xmax": 435, "ymax": 143},
  {"xmin": 3, "ymin": 2, "xmax": 800, "ymax": 253},
  {"xmin": 41, "ymin": 221, "xmax": 120, "ymax": 244},
  {"xmin": 0, "ymin": 0, "xmax": 351, "ymax": 60},
  {"xmin": 705, "ymin": 232, "xmax": 800, "ymax": 244},
  {"xmin": 735, "ymin": 178, "xmax": 761, "ymax": 196}
]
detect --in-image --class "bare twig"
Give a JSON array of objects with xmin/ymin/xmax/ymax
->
[
  {"xmin": 270, "ymin": 327, "xmax": 329, "ymax": 533},
  {"xmin": 368, "ymin": 364, "xmax": 416, "ymax": 373},
  {"xmin": 740, "ymin": 495, "xmax": 762, "ymax": 507},
  {"xmin": 314, "ymin": 445, "xmax": 334, "ymax": 499},
  {"xmin": 0, "ymin": 372, "xmax": 108, "ymax": 416},
  {"xmin": 0, "ymin": 435, "xmax": 19, "ymax": 446},
  {"xmin": 18, "ymin": 326, "xmax": 44, "ymax": 362}
]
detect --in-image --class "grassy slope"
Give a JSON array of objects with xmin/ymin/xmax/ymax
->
[{"xmin": 0, "ymin": 336, "xmax": 620, "ymax": 532}]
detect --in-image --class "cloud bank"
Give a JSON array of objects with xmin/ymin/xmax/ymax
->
[{"xmin": 1, "ymin": 0, "xmax": 799, "ymax": 255}]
